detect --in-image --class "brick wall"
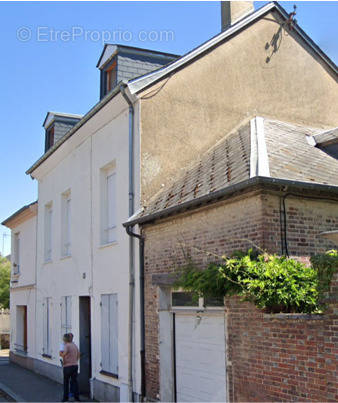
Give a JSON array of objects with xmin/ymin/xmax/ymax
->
[
  {"xmin": 142, "ymin": 189, "xmax": 338, "ymax": 401},
  {"xmin": 227, "ymin": 289, "xmax": 337, "ymax": 402}
]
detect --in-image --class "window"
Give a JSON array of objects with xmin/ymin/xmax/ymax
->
[
  {"xmin": 100, "ymin": 294, "xmax": 118, "ymax": 377},
  {"xmin": 172, "ymin": 291, "xmax": 199, "ymax": 307},
  {"xmin": 43, "ymin": 298, "xmax": 52, "ymax": 357},
  {"xmin": 105, "ymin": 60, "xmax": 117, "ymax": 94},
  {"xmin": 61, "ymin": 191, "xmax": 71, "ymax": 257},
  {"xmin": 172, "ymin": 291, "xmax": 224, "ymax": 308},
  {"xmin": 44, "ymin": 203, "xmax": 53, "ymax": 262},
  {"xmin": 45, "ymin": 126, "xmax": 55, "ymax": 152},
  {"xmin": 101, "ymin": 165, "xmax": 117, "ymax": 245},
  {"xmin": 61, "ymin": 296, "xmax": 72, "ymax": 335},
  {"xmin": 13, "ymin": 233, "xmax": 20, "ymax": 274}
]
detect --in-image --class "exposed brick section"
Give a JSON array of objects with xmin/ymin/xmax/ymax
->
[
  {"xmin": 227, "ymin": 291, "xmax": 338, "ymax": 402},
  {"xmin": 261, "ymin": 192, "xmax": 338, "ymax": 257},
  {"xmin": 142, "ymin": 190, "xmax": 338, "ymax": 401}
]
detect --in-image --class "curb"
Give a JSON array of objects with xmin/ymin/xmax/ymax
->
[{"xmin": 0, "ymin": 381, "xmax": 25, "ymax": 402}]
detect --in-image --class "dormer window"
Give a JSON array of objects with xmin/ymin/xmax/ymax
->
[
  {"xmin": 45, "ymin": 126, "xmax": 54, "ymax": 152},
  {"xmin": 96, "ymin": 45, "xmax": 179, "ymax": 100},
  {"xmin": 106, "ymin": 59, "xmax": 117, "ymax": 94},
  {"xmin": 43, "ymin": 112, "xmax": 82, "ymax": 153}
]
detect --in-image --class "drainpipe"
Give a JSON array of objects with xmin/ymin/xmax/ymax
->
[
  {"xmin": 120, "ymin": 86, "xmax": 136, "ymax": 402},
  {"xmin": 125, "ymin": 225, "xmax": 146, "ymax": 400}
]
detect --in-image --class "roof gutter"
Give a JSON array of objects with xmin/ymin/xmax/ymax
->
[
  {"xmin": 26, "ymin": 81, "xmax": 128, "ymax": 176},
  {"xmin": 123, "ymin": 176, "xmax": 338, "ymax": 227}
]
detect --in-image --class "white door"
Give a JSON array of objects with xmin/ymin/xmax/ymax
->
[{"xmin": 175, "ymin": 313, "xmax": 227, "ymax": 402}]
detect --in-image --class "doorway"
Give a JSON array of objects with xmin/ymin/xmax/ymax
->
[
  {"xmin": 78, "ymin": 297, "xmax": 91, "ymax": 395},
  {"xmin": 16, "ymin": 305, "xmax": 27, "ymax": 353}
]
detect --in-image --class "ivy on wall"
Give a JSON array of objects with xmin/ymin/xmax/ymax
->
[{"xmin": 175, "ymin": 249, "xmax": 338, "ymax": 314}]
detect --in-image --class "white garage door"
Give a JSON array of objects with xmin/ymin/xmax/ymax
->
[{"xmin": 175, "ymin": 313, "xmax": 227, "ymax": 402}]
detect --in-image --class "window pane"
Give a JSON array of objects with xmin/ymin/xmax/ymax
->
[
  {"xmin": 45, "ymin": 206, "xmax": 52, "ymax": 261},
  {"xmin": 172, "ymin": 292, "xmax": 199, "ymax": 307},
  {"xmin": 204, "ymin": 296, "xmax": 225, "ymax": 307},
  {"xmin": 106, "ymin": 172, "xmax": 116, "ymax": 242}
]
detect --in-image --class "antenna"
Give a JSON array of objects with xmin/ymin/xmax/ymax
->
[{"xmin": 286, "ymin": 4, "xmax": 297, "ymax": 30}]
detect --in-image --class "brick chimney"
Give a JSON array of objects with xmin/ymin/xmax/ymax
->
[{"xmin": 221, "ymin": 1, "xmax": 254, "ymax": 31}]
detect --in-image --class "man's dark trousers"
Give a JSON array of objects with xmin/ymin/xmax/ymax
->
[{"xmin": 63, "ymin": 365, "xmax": 79, "ymax": 401}]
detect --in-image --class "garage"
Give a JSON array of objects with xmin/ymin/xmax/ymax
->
[{"xmin": 174, "ymin": 312, "xmax": 227, "ymax": 402}]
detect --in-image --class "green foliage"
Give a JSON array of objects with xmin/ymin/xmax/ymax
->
[
  {"xmin": 0, "ymin": 255, "xmax": 10, "ymax": 309},
  {"xmin": 175, "ymin": 249, "xmax": 337, "ymax": 314},
  {"xmin": 310, "ymin": 250, "xmax": 338, "ymax": 297}
]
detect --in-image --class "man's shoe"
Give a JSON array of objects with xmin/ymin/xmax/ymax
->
[{"xmin": 61, "ymin": 399, "xmax": 68, "ymax": 402}]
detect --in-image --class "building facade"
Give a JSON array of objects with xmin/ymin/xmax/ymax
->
[
  {"xmin": 2, "ymin": 1, "xmax": 338, "ymax": 402},
  {"xmin": 2, "ymin": 202, "xmax": 37, "ymax": 369}
]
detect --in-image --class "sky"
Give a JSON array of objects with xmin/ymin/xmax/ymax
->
[{"xmin": 0, "ymin": 1, "xmax": 337, "ymax": 255}]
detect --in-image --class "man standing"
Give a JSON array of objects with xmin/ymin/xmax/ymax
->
[
  {"xmin": 60, "ymin": 333, "xmax": 80, "ymax": 402},
  {"xmin": 59, "ymin": 333, "xmax": 75, "ymax": 399}
]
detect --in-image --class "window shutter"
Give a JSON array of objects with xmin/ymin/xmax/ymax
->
[
  {"xmin": 109, "ymin": 294, "xmax": 118, "ymax": 375},
  {"xmin": 66, "ymin": 296, "xmax": 72, "ymax": 332},
  {"xmin": 101, "ymin": 295, "xmax": 110, "ymax": 372},
  {"xmin": 14, "ymin": 235, "xmax": 20, "ymax": 274},
  {"xmin": 66, "ymin": 198, "xmax": 71, "ymax": 255},
  {"xmin": 61, "ymin": 298, "xmax": 66, "ymax": 334},
  {"xmin": 43, "ymin": 302, "xmax": 47, "ymax": 354},
  {"xmin": 106, "ymin": 173, "xmax": 116, "ymax": 243},
  {"xmin": 16, "ymin": 237, "xmax": 20, "ymax": 272},
  {"xmin": 45, "ymin": 206, "xmax": 52, "ymax": 261},
  {"xmin": 47, "ymin": 299, "xmax": 52, "ymax": 355}
]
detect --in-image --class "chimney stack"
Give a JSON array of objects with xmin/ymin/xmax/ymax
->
[{"xmin": 221, "ymin": 1, "xmax": 254, "ymax": 31}]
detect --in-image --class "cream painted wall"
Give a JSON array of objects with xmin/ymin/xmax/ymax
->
[
  {"xmin": 10, "ymin": 288, "xmax": 36, "ymax": 357},
  {"xmin": 139, "ymin": 10, "xmax": 338, "ymax": 202},
  {"xmin": 9, "ymin": 214, "xmax": 37, "ymax": 358},
  {"xmin": 32, "ymin": 93, "xmax": 142, "ymax": 396},
  {"xmin": 11, "ymin": 215, "xmax": 37, "ymax": 287}
]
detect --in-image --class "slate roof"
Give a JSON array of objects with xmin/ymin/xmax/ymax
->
[
  {"xmin": 142, "ymin": 124, "xmax": 251, "ymax": 216},
  {"xmin": 264, "ymin": 119, "xmax": 338, "ymax": 186},
  {"xmin": 138, "ymin": 117, "xmax": 338, "ymax": 219}
]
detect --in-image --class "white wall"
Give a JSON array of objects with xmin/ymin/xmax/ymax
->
[
  {"xmin": 33, "ymin": 92, "xmax": 141, "ymax": 396},
  {"xmin": 10, "ymin": 214, "xmax": 37, "ymax": 358},
  {"xmin": 11, "ymin": 215, "xmax": 37, "ymax": 287}
]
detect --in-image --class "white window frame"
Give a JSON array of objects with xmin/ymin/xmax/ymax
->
[
  {"xmin": 43, "ymin": 297, "xmax": 52, "ymax": 357},
  {"xmin": 13, "ymin": 232, "xmax": 20, "ymax": 274},
  {"xmin": 61, "ymin": 191, "xmax": 71, "ymax": 257},
  {"xmin": 100, "ymin": 163, "xmax": 117, "ymax": 246},
  {"xmin": 61, "ymin": 296, "xmax": 72, "ymax": 335},
  {"xmin": 44, "ymin": 203, "xmax": 53, "ymax": 262}
]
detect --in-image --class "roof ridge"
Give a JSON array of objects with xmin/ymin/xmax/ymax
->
[{"xmin": 128, "ymin": 1, "xmax": 337, "ymax": 94}]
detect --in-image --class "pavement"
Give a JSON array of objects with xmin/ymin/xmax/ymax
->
[{"xmin": 0, "ymin": 353, "xmax": 93, "ymax": 402}]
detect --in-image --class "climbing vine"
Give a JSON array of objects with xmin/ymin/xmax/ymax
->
[{"xmin": 174, "ymin": 249, "xmax": 338, "ymax": 314}]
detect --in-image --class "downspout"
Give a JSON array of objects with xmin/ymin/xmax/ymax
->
[
  {"xmin": 125, "ymin": 225, "xmax": 146, "ymax": 400},
  {"xmin": 120, "ymin": 86, "xmax": 136, "ymax": 402}
]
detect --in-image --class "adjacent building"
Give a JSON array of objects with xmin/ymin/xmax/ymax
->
[{"xmin": 2, "ymin": 202, "xmax": 37, "ymax": 367}]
